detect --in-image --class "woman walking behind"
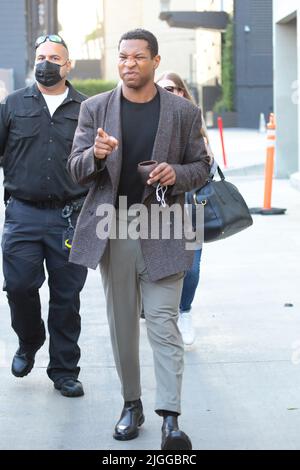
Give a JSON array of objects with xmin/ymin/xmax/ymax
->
[{"xmin": 156, "ymin": 72, "xmax": 214, "ymax": 346}]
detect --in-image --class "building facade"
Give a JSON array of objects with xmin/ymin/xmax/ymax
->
[
  {"xmin": 195, "ymin": 0, "xmax": 234, "ymax": 89},
  {"xmin": 0, "ymin": 0, "xmax": 28, "ymax": 91},
  {"xmin": 234, "ymin": 0, "xmax": 273, "ymax": 128},
  {"xmin": 273, "ymin": 0, "xmax": 300, "ymax": 187},
  {"xmin": 102, "ymin": 0, "xmax": 197, "ymax": 83},
  {"xmin": 159, "ymin": 0, "xmax": 273, "ymax": 128},
  {"xmin": 0, "ymin": 0, "xmax": 58, "ymax": 92}
]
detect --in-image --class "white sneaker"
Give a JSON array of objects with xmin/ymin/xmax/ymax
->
[{"xmin": 178, "ymin": 311, "xmax": 195, "ymax": 346}]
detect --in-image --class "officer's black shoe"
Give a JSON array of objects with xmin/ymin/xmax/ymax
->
[
  {"xmin": 54, "ymin": 377, "xmax": 84, "ymax": 397},
  {"xmin": 11, "ymin": 341, "xmax": 44, "ymax": 378},
  {"xmin": 113, "ymin": 399, "xmax": 145, "ymax": 441},
  {"xmin": 161, "ymin": 415, "xmax": 192, "ymax": 450}
]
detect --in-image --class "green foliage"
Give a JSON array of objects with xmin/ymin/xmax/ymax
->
[
  {"xmin": 85, "ymin": 25, "xmax": 103, "ymax": 43},
  {"xmin": 71, "ymin": 79, "xmax": 117, "ymax": 97},
  {"xmin": 214, "ymin": 18, "xmax": 235, "ymax": 113}
]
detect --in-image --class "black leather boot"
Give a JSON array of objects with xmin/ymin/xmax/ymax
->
[
  {"xmin": 54, "ymin": 377, "xmax": 84, "ymax": 397},
  {"xmin": 11, "ymin": 340, "xmax": 45, "ymax": 378},
  {"xmin": 11, "ymin": 349, "xmax": 36, "ymax": 377},
  {"xmin": 161, "ymin": 415, "xmax": 192, "ymax": 450},
  {"xmin": 113, "ymin": 399, "xmax": 145, "ymax": 441}
]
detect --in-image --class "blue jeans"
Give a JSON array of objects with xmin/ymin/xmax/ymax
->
[{"xmin": 179, "ymin": 249, "xmax": 202, "ymax": 313}]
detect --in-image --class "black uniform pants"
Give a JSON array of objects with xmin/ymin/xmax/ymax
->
[{"xmin": 1, "ymin": 198, "xmax": 88, "ymax": 382}]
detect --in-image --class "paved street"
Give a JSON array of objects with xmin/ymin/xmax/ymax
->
[{"xmin": 0, "ymin": 151, "xmax": 300, "ymax": 449}]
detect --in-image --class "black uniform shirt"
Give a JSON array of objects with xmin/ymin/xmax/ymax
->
[{"xmin": 0, "ymin": 81, "xmax": 87, "ymax": 202}]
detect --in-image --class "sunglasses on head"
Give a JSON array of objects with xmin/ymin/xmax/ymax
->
[
  {"xmin": 35, "ymin": 34, "xmax": 68, "ymax": 50},
  {"xmin": 163, "ymin": 85, "xmax": 181, "ymax": 93}
]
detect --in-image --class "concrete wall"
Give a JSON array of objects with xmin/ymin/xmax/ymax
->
[
  {"xmin": 273, "ymin": 0, "xmax": 298, "ymax": 23},
  {"xmin": 273, "ymin": 0, "xmax": 300, "ymax": 180},
  {"xmin": 102, "ymin": 0, "xmax": 196, "ymax": 82},
  {"xmin": 274, "ymin": 17, "xmax": 298, "ymax": 177},
  {"xmin": 0, "ymin": 0, "xmax": 27, "ymax": 90}
]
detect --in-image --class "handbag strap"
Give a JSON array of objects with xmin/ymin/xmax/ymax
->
[
  {"xmin": 216, "ymin": 166, "xmax": 225, "ymax": 181},
  {"xmin": 209, "ymin": 160, "xmax": 225, "ymax": 181}
]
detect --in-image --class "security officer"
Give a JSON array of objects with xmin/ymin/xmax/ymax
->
[{"xmin": 0, "ymin": 35, "xmax": 88, "ymax": 397}]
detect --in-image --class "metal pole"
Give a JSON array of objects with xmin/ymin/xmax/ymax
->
[
  {"xmin": 217, "ymin": 116, "xmax": 228, "ymax": 168},
  {"xmin": 189, "ymin": 54, "xmax": 193, "ymax": 85},
  {"xmin": 25, "ymin": 0, "xmax": 40, "ymax": 73},
  {"xmin": 102, "ymin": 0, "xmax": 106, "ymax": 79},
  {"xmin": 46, "ymin": 0, "xmax": 58, "ymax": 33}
]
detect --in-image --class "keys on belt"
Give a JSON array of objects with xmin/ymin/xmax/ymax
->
[
  {"xmin": 61, "ymin": 197, "xmax": 85, "ymax": 250},
  {"xmin": 61, "ymin": 203, "xmax": 74, "ymax": 250}
]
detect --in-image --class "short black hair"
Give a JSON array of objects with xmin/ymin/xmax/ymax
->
[{"xmin": 118, "ymin": 29, "xmax": 159, "ymax": 58}]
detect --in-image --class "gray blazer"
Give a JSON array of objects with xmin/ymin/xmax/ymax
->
[{"xmin": 67, "ymin": 85, "xmax": 210, "ymax": 281}]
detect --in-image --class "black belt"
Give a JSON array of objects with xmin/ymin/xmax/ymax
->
[{"xmin": 14, "ymin": 197, "xmax": 85, "ymax": 210}]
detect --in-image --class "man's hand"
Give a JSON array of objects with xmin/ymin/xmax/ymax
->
[
  {"xmin": 94, "ymin": 128, "xmax": 119, "ymax": 160},
  {"xmin": 147, "ymin": 162, "xmax": 176, "ymax": 186}
]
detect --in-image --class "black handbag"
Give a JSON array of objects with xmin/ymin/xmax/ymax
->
[{"xmin": 186, "ymin": 166, "xmax": 253, "ymax": 242}]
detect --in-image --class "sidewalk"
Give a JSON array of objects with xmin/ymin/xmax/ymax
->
[
  {"xmin": 208, "ymin": 128, "xmax": 266, "ymax": 175},
  {"xmin": 0, "ymin": 169, "xmax": 300, "ymax": 449}
]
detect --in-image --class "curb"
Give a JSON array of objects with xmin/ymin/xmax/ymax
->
[
  {"xmin": 223, "ymin": 163, "xmax": 264, "ymax": 177},
  {"xmin": 290, "ymin": 172, "xmax": 300, "ymax": 192}
]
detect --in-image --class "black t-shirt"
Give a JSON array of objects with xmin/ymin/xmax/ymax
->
[{"xmin": 117, "ymin": 91, "xmax": 160, "ymax": 208}]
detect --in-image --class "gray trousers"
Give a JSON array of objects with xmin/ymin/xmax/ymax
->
[{"xmin": 100, "ymin": 214, "xmax": 185, "ymax": 414}]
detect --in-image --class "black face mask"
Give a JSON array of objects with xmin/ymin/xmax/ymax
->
[{"xmin": 35, "ymin": 60, "xmax": 66, "ymax": 87}]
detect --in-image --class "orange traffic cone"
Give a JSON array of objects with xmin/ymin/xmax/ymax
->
[{"xmin": 250, "ymin": 113, "xmax": 286, "ymax": 215}]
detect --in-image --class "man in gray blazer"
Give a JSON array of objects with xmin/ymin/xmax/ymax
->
[{"xmin": 68, "ymin": 29, "xmax": 210, "ymax": 450}]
